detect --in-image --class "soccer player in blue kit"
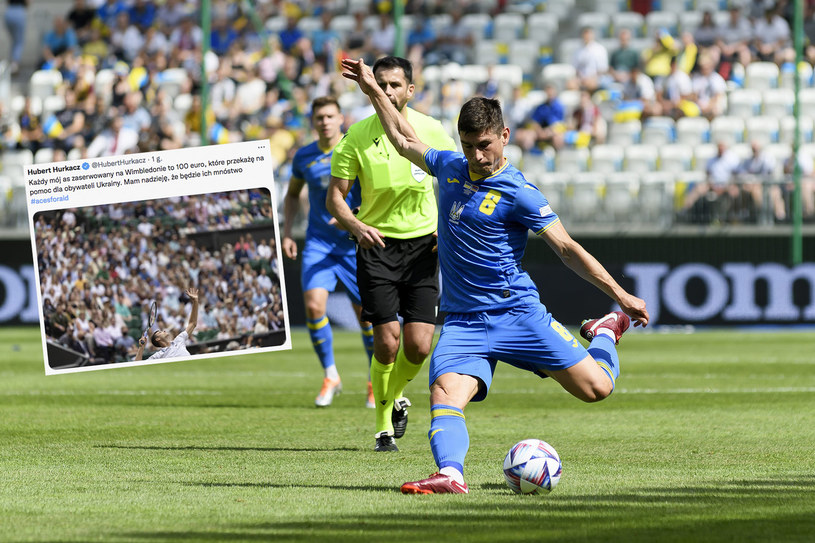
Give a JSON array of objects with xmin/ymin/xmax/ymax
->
[
  {"xmin": 340, "ymin": 58, "xmax": 650, "ymax": 494},
  {"xmin": 283, "ymin": 96, "xmax": 375, "ymax": 408}
]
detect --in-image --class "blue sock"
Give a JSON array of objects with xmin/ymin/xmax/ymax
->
[
  {"xmin": 307, "ymin": 315, "xmax": 334, "ymax": 370},
  {"xmin": 588, "ymin": 335, "xmax": 620, "ymax": 391},
  {"xmin": 429, "ymin": 404, "xmax": 468, "ymax": 474},
  {"xmin": 360, "ymin": 323, "xmax": 374, "ymax": 372}
]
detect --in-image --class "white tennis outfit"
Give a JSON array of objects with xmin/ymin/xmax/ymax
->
[{"xmin": 148, "ymin": 331, "xmax": 191, "ymax": 360}]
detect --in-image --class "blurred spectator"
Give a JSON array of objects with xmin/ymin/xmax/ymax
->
[
  {"xmin": 676, "ymin": 30, "xmax": 698, "ymax": 74},
  {"xmin": 643, "ymin": 29, "xmax": 679, "ymax": 86},
  {"xmin": 777, "ymin": 146, "xmax": 815, "ymax": 221},
  {"xmin": 370, "ymin": 10, "xmax": 396, "ymax": 57},
  {"xmin": 622, "ymin": 63, "xmax": 660, "ymax": 118},
  {"xmin": 3, "ymin": 0, "xmax": 27, "ymax": 74},
  {"xmin": 109, "ymin": 12, "xmax": 143, "ymax": 62},
  {"xmin": 67, "ymin": 0, "xmax": 97, "ymax": 43},
  {"xmin": 514, "ymin": 83, "xmax": 565, "ymax": 152},
  {"xmin": 278, "ymin": 14, "xmax": 304, "ymax": 53},
  {"xmin": 156, "ymin": 0, "xmax": 189, "ymax": 30},
  {"xmin": 694, "ymin": 10, "xmax": 718, "ymax": 50},
  {"xmin": 572, "ymin": 26, "xmax": 609, "ymax": 92},
  {"xmin": 681, "ymin": 141, "xmax": 741, "ymax": 222},
  {"xmin": 85, "ymin": 115, "xmax": 138, "ymax": 157},
  {"xmin": 406, "ymin": 14, "xmax": 437, "ymax": 61},
  {"xmin": 570, "ymin": 89, "xmax": 606, "ymax": 145},
  {"xmin": 715, "ymin": 3, "xmax": 753, "ymax": 78},
  {"xmin": 127, "ymin": 0, "xmax": 155, "ymax": 31},
  {"xmin": 310, "ymin": 10, "xmax": 341, "ymax": 58},
  {"xmin": 691, "ymin": 55, "xmax": 727, "ymax": 120},
  {"xmin": 734, "ymin": 140, "xmax": 777, "ymax": 221},
  {"xmin": 210, "ymin": 16, "xmax": 238, "ymax": 56},
  {"xmin": 475, "ymin": 64, "xmax": 500, "ymax": 100},
  {"xmin": 96, "ymin": 0, "xmax": 127, "ymax": 29},
  {"xmin": 42, "ymin": 16, "xmax": 79, "ymax": 66},
  {"xmin": 657, "ymin": 55, "xmax": 695, "ymax": 119},
  {"xmin": 47, "ymin": 89, "xmax": 86, "ymax": 153},
  {"xmin": 609, "ymin": 28, "xmax": 641, "ymax": 83},
  {"xmin": 424, "ymin": 6, "xmax": 472, "ymax": 65},
  {"xmin": 752, "ymin": 5, "xmax": 792, "ymax": 63}
]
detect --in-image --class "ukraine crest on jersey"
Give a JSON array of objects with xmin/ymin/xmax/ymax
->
[{"xmin": 423, "ymin": 148, "xmax": 561, "ymax": 313}]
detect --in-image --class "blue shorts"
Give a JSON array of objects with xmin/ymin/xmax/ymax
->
[
  {"xmin": 301, "ymin": 243, "xmax": 361, "ymax": 306},
  {"xmin": 430, "ymin": 302, "xmax": 588, "ymax": 402}
]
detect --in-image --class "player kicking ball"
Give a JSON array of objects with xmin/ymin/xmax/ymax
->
[
  {"xmin": 340, "ymin": 58, "xmax": 649, "ymax": 494},
  {"xmin": 135, "ymin": 288, "xmax": 199, "ymax": 361}
]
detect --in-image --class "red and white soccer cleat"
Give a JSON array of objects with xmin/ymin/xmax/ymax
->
[
  {"xmin": 579, "ymin": 311, "xmax": 630, "ymax": 344},
  {"xmin": 401, "ymin": 473, "xmax": 469, "ymax": 494}
]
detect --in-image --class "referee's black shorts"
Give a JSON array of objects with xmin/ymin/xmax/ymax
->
[{"xmin": 356, "ymin": 232, "xmax": 439, "ymax": 326}]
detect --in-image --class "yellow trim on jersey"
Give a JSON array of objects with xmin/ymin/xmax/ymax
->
[
  {"xmin": 534, "ymin": 217, "xmax": 561, "ymax": 236},
  {"xmin": 431, "ymin": 407, "xmax": 466, "ymax": 420},
  {"xmin": 307, "ymin": 316, "xmax": 330, "ymax": 330},
  {"xmin": 596, "ymin": 361, "xmax": 616, "ymax": 387},
  {"xmin": 470, "ymin": 157, "xmax": 510, "ymax": 183}
]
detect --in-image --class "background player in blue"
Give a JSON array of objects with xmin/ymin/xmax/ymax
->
[
  {"xmin": 283, "ymin": 96, "xmax": 375, "ymax": 409},
  {"xmin": 340, "ymin": 58, "xmax": 650, "ymax": 494}
]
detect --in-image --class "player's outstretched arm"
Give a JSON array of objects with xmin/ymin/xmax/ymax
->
[
  {"xmin": 185, "ymin": 288, "xmax": 199, "ymax": 336},
  {"xmin": 541, "ymin": 222, "xmax": 649, "ymax": 327},
  {"xmin": 340, "ymin": 58, "xmax": 430, "ymax": 172},
  {"xmin": 134, "ymin": 336, "xmax": 146, "ymax": 361}
]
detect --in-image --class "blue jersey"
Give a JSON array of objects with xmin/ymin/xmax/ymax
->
[
  {"xmin": 291, "ymin": 140, "xmax": 361, "ymax": 254},
  {"xmin": 423, "ymin": 148, "xmax": 561, "ymax": 313}
]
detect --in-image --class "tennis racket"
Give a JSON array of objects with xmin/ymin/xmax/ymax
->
[{"xmin": 144, "ymin": 300, "xmax": 158, "ymax": 339}]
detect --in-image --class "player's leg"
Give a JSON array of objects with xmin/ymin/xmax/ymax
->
[
  {"xmin": 402, "ymin": 315, "xmax": 492, "ymax": 494},
  {"xmin": 546, "ymin": 311, "xmax": 631, "ymax": 402},
  {"xmin": 386, "ymin": 234, "xmax": 439, "ymax": 438},
  {"xmin": 356, "ymin": 240, "xmax": 403, "ymax": 450},
  {"xmin": 303, "ymin": 287, "xmax": 343, "ymax": 407}
]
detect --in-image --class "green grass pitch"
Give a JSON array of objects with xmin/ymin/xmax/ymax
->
[{"xmin": 1, "ymin": 326, "xmax": 814, "ymax": 542}]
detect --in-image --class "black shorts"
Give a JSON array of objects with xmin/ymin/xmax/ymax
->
[{"xmin": 356, "ymin": 233, "xmax": 439, "ymax": 326}]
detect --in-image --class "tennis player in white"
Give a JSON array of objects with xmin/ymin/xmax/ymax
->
[{"xmin": 135, "ymin": 288, "xmax": 199, "ymax": 361}]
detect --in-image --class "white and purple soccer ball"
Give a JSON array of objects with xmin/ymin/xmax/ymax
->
[{"xmin": 503, "ymin": 439, "xmax": 562, "ymax": 495}]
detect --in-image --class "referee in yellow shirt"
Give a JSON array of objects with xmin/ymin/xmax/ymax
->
[{"xmin": 327, "ymin": 56, "xmax": 456, "ymax": 452}]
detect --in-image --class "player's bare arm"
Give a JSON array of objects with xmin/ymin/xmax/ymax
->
[
  {"xmin": 326, "ymin": 176, "xmax": 386, "ymax": 249},
  {"xmin": 134, "ymin": 336, "xmax": 146, "ymax": 361},
  {"xmin": 282, "ymin": 176, "xmax": 306, "ymax": 260},
  {"xmin": 340, "ymin": 58, "xmax": 431, "ymax": 173},
  {"xmin": 185, "ymin": 288, "xmax": 199, "ymax": 336},
  {"xmin": 541, "ymin": 222, "xmax": 649, "ymax": 327}
]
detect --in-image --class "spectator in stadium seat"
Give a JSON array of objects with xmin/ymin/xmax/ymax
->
[
  {"xmin": 609, "ymin": 28, "xmax": 641, "ymax": 84},
  {"xmin": 127, "ymin": 0, "xmax": 155, "ymax": 31},
  {"xmin": 424, "ymin": 6, "xmax": 473, "ymax": 66},
  {"xmin": 681, "ymin": 140, "xmax": 741, "ymax": 222},
  {"xmin": 691, "ymin": 55, "xmax": 727, "ymax": 120},
  {"xmin": 715, "ymin": 3, "xmax": 753, "ymax": 79},
  {"xmin": 694, "ymin": 10, "xmax": 718, "ymax": 51},
  {"xmin": 657, "ymin": 55, "xmax": 695, "ymax": 119},
  {"xmin": 643, "ymin": 28, "xmax": 679, "ymax": 86},
  {"xmin": 752, "ymin": 5, "xmax": 792, "ymax": 63},
  {"xmin": 514, "ymin": 83, "xmax": 565, "ymax": 152},
  {"xmin": 85, "ymin": 115, "xmax": 139, "ymax": 157},
  {"xmin": 370, "ymin": 10, "xmax": 397, "ymax": 58},
  {"xmin": 210, "ymin": 16, "xmax": 238, "ymax": 56},
  {"xmin": 67, "ymin": 0, "xmax": 95, "ymax": 42},
  {"xmin": 47, "ymin": 89, "xmax": 86, "ymax": 154},
  {"xmin": 734, "ymin": 140, "xmax": 777, "ymax": 222},
  {"xmin": 623, "ymin": 62, "xmax": 661, "ymax": 118},
  {"xmin": 109, "ymin": 12, "xmax": 143, "ymax": 62},
  {"xmin": 571, "ymin": 89, "xmax": 607, "ymax": 144},
  {"xmin": 776, "ymin": 146, "xmax": 815, "ymax": 222},
  {"xmin": 41, "ymin": 16, "xmax": 79, "ymax": 66},
  {"xmin": 572, "ymin": 26, "xmax": 609, "ymax": 92},
  {"xmin": 157, "ymin": 0, "xmax": 189, "ymax": 31}
]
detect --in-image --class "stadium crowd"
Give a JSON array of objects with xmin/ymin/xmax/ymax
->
[
  {"xmin": 3, "ymin": 0, "xmax": 815, "ymax": 228},
  {"xmin": 36, "ymin": 189, "xmax": 285, "ymax": 364}
]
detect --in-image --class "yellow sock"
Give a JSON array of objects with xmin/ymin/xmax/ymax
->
[
  {"xmin": 387, "ymin": 347, "xmax": 425, "ymax": 401},
  {"xmin": 370, "ymin": 356, "xmax": 394, "ymax": 434}
]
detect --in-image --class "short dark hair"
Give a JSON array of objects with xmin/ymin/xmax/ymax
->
[
  {"xmin": 311, "ymin": 95, "xmax": 341, "ymax": 113},
  {"xmin": 458, "ymin": 97, "xmax": 505, "ymax": 136},
  {"xmin": 150, "ymin": 330, "xmax": 160, "ymax": 348},
  {"xmin": 372, "ymin": 56, "xmax": 413, "ymax": 84}
]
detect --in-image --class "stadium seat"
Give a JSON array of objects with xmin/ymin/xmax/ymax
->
[
  {"xmin": 492, "ymin": 12, "xmax": 525, "ymax": 42},
  {"xmin": 504, "ymin": 143, "xmax": 523, "ymax": 167},
  {"xmin": 555, "ymin": 148, "xmax": 590, "ymax": 173},
  {"xmin": 0, "ymin": 149, "xmax": 34, "ymax": 183},
  {"xmin": 798, "ymin": 88, "xmax": 815, "ymax": 117},
  {"xmin": 173, "ymin": 93, "xmax": 193, "ymax": 116},
  {"xmin": 764, "ymin": 143, "xmax": 792, "ymax": 177},
  {"xmin": 641, "ymin": 116, "xmax": 676, "ymax": 146},
  {"xmin": 558, "ymin": 89, "xmax": 582, "ymax": 118},
  {"xmin": 584, "ymin": 0, "xmax": 628, "ymax": 15},
  {"xmin": 461, "ymin": 13, "xmax": 491, "ymax": 41},
  {"xmin": 94, "ymin": 68, "xmax": 115, "ymax": 97},
  {"xmin": 567, "ymin": 172, "xmax": 604, "ymax": 222},
  {"xmin": 534, "ymin": 171, "xmax": 568, "ymax": 214},
  {"xmin": 639, "ymin": 171, "xmax": 676, "ymax": 224},
  {"xmin": 575, "ymin": 12, "xmax": 611, "ymax": 38},
  {"xmin": 695, "ymin": 0, "xmax": 724, "ymax": 11},
  {"xmin": 727, "ymin": 89, "xmax": 762, "ymax": 117},
  {"xmin": 508, "ymin": 40, "xmax": 542, "ymax": 75},
  {"xmin": 429, "ymin": 13, "xmax": 453, "ymax": 36},
  {"xmin": 678, "ymin": 11, "xmax": 703, "ymax": 33},
  {"xmin": 644, "ymin": 11, "xmax": 679, "ymax": 37},
  {"xmin": 10, "ymin": 94, "xmax": 40, "ymax": 116},
  {"xmin": 604, "ymin": 171, "xmax": 639, "ymax": 221},
  {"xmin": 624, "ymin": 144, "xmax": 659, "ymax": 173},
  {"xmin": 42, "ymin": 95, "xmax": 66, "ymax": 118},
  {"xmin": 676, "ymin": 116, "xmax": 710, "ymax": 145},
  {"xmin": 28, "ymin": 69, "xmax": 63, "ymax": 100},
  {"xmin": 779, "ymin": 61, "xmax": 813, "ymax": 89},
  {"xmin": 541, "ymin": 63, "xmax": 576, "ymax": 91},
  {"xmin": 779, "ymin": 115, "xmax": 814, "ymax": 144},
  {"xmin": 745, "ymin": 62, "xmax": 780, "ymax": 90},
  {"xmin": 762, "ymin": 88, "xmax": 794, "ymax": 117},
  {"xmin": 729, "ymin": 142, "xmax": 752, "ymax": 162},
  {"xmin": 745, "ymin": 116, "xmax": 780, "ymax": 145},
  {"xmin": 710, "ymin": 116, "xmax": 745, "ymax": 144},
  {"xmin": 527, "ymin": 12, "xmax": 559, "ymax": 45},
  {"xmin": 610, "ymin": 12, "xmax": 645, "ymax": 38},
  {"xmin": 658, "ymin": 143, "xmax": 694, "ymax": 172},
  {"xmin": 297, "ymin": 16, "xmax": 322, "ymax": 34},
  {"xmin": 556, "ymin": 37, "xmax": 583, "ymax": 65},
  {"xmin": 590, "ymin": 143, "xmax": 625, "ymax": 172},
  {"xmin": 607, "ymin": 120, "xmax": 642, "ymax": 146},
  {"xmin": 265, "ymin": 15, "xmax": 286, "ymax": 33},
  {"xmin": 659, "ymin": 0, "xmax": 691, "ymax": 12},
  {"xmin": 158, "ymin": 68, "xmax": 189, "ymax": 99},
  {"xmin": 543, "ymin": 0, "xmax": 576, "ymax": 20},
  {"xmin": 692, "ymin": 143, "xmax": 718, "ymax": 171},
  {"xmin": 33, "ymin": 148, "xmax": 54, "ymax": 164},
  {"xmin": 328, "ymin": 14, "xmax": 355, "ymax": 39},
  {"xmin": 474, "ymin": 40, "xmax": 501, "ymax": 68}
]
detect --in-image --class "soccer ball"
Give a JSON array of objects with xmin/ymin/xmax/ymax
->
[{"xmin": 502, "ymin": 439, "xmax": 562, "ymax": 495}]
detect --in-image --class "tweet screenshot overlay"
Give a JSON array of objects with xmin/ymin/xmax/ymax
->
[{"xmin": 25, "ymin": 140, "xmax": 291, "ymax": 374}]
